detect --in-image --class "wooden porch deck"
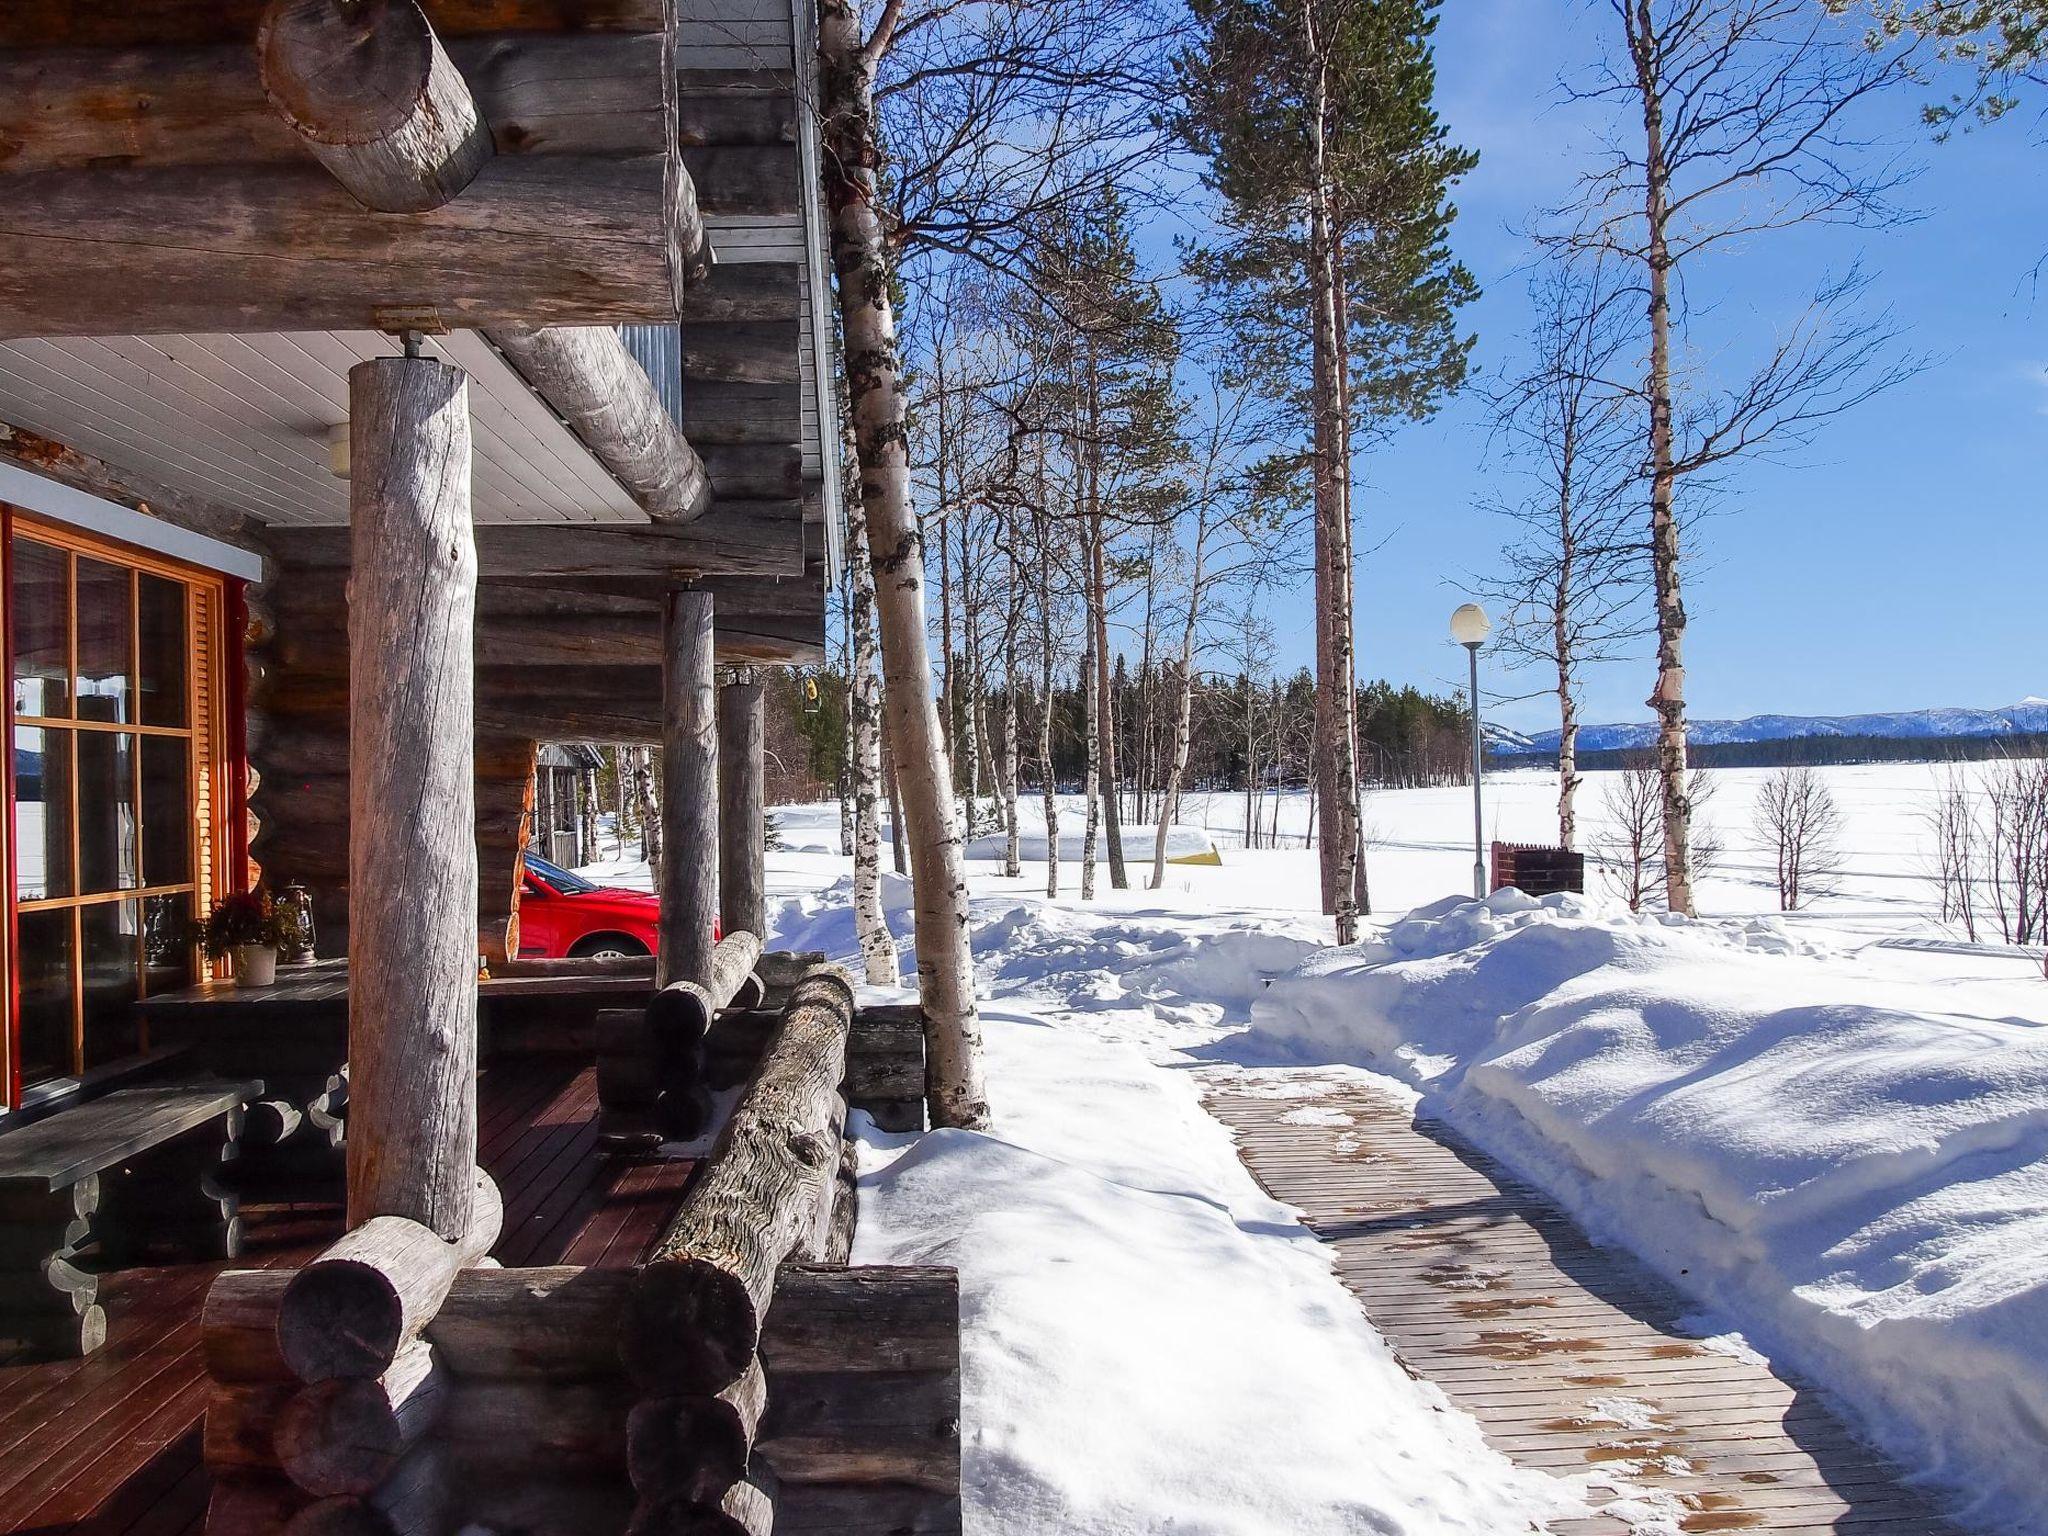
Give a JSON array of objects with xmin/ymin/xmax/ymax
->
[
  {"xmin": 1205, "ymin": 1074, "xmax": 1964, "ymax": 1536},
  {"xmin": 0, "ymin": 1059, "xmax": 693, "ymax": 1536}
]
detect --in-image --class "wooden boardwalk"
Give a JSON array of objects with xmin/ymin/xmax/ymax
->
[
  {"xmin": 1203, "ymin": 1075, "xmax": 1962, "ymax": 1536},
  {"xmin": 0, "ymin": 1059, "xmax": 693, "ymax": 1536}
]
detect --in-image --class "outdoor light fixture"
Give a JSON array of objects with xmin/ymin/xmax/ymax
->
[
  {"xmin": 1450, "ymin": 603, "xmax": 1490, "ymax": 899},
  {"xmin": 326, "ymin": 422, "xmax": 351, "ymax": 479}
]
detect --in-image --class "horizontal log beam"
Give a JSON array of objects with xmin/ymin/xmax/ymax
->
[
  {"xmin": 273, "ymin": 502, "xmax": 803, "ymax": 577},
  {"xmin": 0, "ymin": 32, "xmax": 678, "ymax": 173},
  {"xmin": 681, "ymin": 322, "xmax": 802, "ymax": 386},
  {"xmin": 487, "ymin": 325, "xmax": 711, "ymax": 522},
  {"xmin": 678, "ymin": 264, "xmax": 801, "ymax": 325},
  {"xmin": 682, "ymin": 145, "xmax": 798, "ymax": 217},
  {"xmin": 0, "ymin": 156, "xmax": 688, "ymax": 338},
  {"xmin": 0, "ymin": 2, "xmax": 668, "ymax": 48},
  {"xmin": 682, "ymin": 384, "xmax": 804, "ymax": 447},
  {"xmin": 699, "ymin": 444, "xmax": 804, "ymax": 500},
  {"xmin": 676, "ymin": 71, "xmax": 798, "ymax": 146}
]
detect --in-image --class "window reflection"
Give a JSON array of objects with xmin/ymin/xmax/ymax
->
[
  {"xmin": 138, "ymin": 574, "xmax": 188, "ymax": 728},
  {"xmin": 17, "ymin": 910, "xmax": 74, "ymax": 1085},
  {"xmin": 75, "ymin": 557, "xmax": 132, "ymax": 724},
  {"xmin": 81, "ymin": 900, "xmax": 141, "ymax": 1069},
  {"xmin": 14, "ymin": 725, "xmax": 72, "ymax": 901},
  {"xmin": 141, "ymin": 735, "xmax": 191, "ymax": 887},
  {"xmin": 77, "ymin": 730, "xmax": 138, "ymax": 894},
  {"xmin": 12, "ymin": 537, "xmax": 68, "ymax": 718}
]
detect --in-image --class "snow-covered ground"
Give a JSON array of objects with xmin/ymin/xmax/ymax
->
[
  {"xmin": 1249, "ymin": 893, "xmax": 2048, "ymax": 1534},
  {"xmin": 575, "ymin": 764, "xmax": 2048, "ymax": 1534}
]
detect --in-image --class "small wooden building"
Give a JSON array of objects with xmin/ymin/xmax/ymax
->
[{"xmin": 0, "ymin": 6, "xmax": 959, "ymax": 1534}]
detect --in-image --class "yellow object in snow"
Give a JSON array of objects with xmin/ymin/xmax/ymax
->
[{"xmin": 1167, "ymin": 848, "xmax": 1223, "ymax": 866}]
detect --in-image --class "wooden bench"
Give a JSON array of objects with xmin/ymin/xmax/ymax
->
[{"xmin": 0, "ymin": 1077, "xmax": 260, "ymax": 1357}]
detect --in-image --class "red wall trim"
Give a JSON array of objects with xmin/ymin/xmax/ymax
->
[{"xmin": 3, "ymin": 505, "xmax": 18, "ymax": 1109}]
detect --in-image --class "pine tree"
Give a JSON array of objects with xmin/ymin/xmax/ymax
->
[{"xmin": 1175, "ymin": 0, "xmax": 1476, "ymax": 939}]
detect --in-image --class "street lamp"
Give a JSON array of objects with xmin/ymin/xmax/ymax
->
[{"xmin": 1450, "ymin": 603, "xmax": 1491, "ymax": 900}]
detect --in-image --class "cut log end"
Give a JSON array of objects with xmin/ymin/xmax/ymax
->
[
  {"xmin": 259, "ymin": 0, "xmax": 493, "ymax": 213},
  {"xmin": 277, "ymin": 1259, "xmax": 404, "ymax": 1384},
  {"xmin": 260, "ymin": 1, "xmax": 437, "ymax": 141},
  {"xmin": 624, "ymin": 1260, "xmax": 759, "ymax": 1395}
]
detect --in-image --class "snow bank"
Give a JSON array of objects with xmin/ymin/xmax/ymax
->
[
  {"xmin": 1250, "ymin": 891, "xmax": 2048, "ymax": 1533},
  {"xmin": 851, "ymin": 1008, "xmax": 1583, "ymax": 1535}
]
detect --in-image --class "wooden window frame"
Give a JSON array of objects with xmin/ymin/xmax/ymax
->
[{"xmin": 1, "ymin": 506, "xmax": 236, "ymax": 1108}]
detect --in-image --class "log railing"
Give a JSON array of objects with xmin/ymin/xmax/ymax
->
[
  {"xmin": 597, "ymin": 931, "xmax": 765, "ymax": 1147},
  {"xmin": 621, "ymin": 966, "xmax": 856, "ymax": 1533},
  {"xmin": 198, "ymin": 961, "xmax": 959, "ymax": 1536},
  {"xmin": 201, "ymin": 1166, "xmax": 502, "ymax": 1535}
]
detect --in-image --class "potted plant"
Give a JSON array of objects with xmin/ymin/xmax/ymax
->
[{"xmin": 200, "ymin": 889, "xmax": 291, "ymax": 988}]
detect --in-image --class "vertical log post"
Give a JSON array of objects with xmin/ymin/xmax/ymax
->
[
  {"xmin": 660, "ymin": 587, "xmax": 718, "ymax": 988},
  {"xmin": 718, "ymin": 673, "xmax": 766, "ymax": 944},
  {"xmin": 346, "ymin": 353, "xmax": 478, "ymax": 1239}
]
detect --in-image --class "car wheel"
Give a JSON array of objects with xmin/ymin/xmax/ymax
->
[{"xmin": 568, "ymin": 933, "xmax": 649, "ymax": 961}]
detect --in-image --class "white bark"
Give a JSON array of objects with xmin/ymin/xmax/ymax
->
[
  {"xmin": 847, "ymin": 475, "xmax": 898, "ymax": 986},
  {"xmin": 818, "ymin": 0, "xmax": 988, "ymax": 1128}
]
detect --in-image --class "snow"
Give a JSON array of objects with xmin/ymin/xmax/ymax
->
[
  {"xmin": 850, "ymin": 1016, "xmax": 1583, "ymax": 1534},
  {"xmin": 1248, "ymin": 889, "xmax": 2048, "ymax": 1533},
  {"xmin": 577, "ymin": 761, "xmax": 2048, "ymax": 1534}
]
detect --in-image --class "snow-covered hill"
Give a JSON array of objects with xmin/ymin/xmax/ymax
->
[{"xmin": 1492, "ymin": 697, "xmax": 2048, "ymax": 755}]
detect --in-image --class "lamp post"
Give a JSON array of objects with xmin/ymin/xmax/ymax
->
[{"xmin": 1450, "ymin": 603, "xmax": 1491, "ymax": 899}]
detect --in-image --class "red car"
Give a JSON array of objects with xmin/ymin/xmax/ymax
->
[{"xmin": 516, "ymin": 852, "xmax": 662, "ymax": 960}]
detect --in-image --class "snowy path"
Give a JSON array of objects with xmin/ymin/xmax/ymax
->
[{"xmin": 1204, "ymin": 1071, "xmax": 1964, "ymax": 1536}]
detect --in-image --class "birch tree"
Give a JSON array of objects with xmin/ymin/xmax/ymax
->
[
  {"xmin": 1548, "ymin": 0, "xmax": 1918, "ymax": 914},
  {"xmin": 817, "ymin": 0, "xmax": 987, "ymax": 1128},
  {"xmin": 845, "ymin": 444, "xmax": 899, "ymax": 986},
  {"xmin": 1478, "ymin": 254, "xmax": 1646, "ymax": 849}
]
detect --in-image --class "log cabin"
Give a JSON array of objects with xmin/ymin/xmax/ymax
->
[{"xmin": 0, "ymin": 4, "xmax": 960, "ymax": 1533}]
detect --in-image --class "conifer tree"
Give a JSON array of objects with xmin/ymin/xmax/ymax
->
[{"xmin": 1175, "ymin": 0, "xmax": 1476, "ymax": 939}]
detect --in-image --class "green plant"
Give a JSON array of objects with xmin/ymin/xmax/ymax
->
[{"xmin": 199, "ymin": 889, "xmax": 290, "ymax": 960}]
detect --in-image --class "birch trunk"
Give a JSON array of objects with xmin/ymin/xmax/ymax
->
[
  {"xmin": 636, "ymin": 746, "xmax": 662, "ymax": 875},
  {"xmin": 1081, "ymin": 640, "xmax": 1099, "ymax": 901},
  {"xmin": 881, "ymin": 709, "xmax": 907, "ymax": 876},
  {"xmin": 818, "ymin": 0, "xmax": 988, "ymax": 1127},
  {"xmin": 958, "ymin": 509, "xmax": 981, "ymax": 843},
  {"xmin": 1152, "ymin": 514, "xmax": 1209, "ymax": 889},
  {"xmin": 1629, "ymin": 2, "xmax": 1695, "ymax": 916},
  {"xmin": 846, "ymin": 473, "xmax": 897, "ymax": 986},
  {"xmin": 1037, "ymin": 508, "xmax": 1060, "ymax": 899},
  {"xmin": 1091, "ymin": 511, "xmax": 1128, "ymax": 892},
  {"xmin": 1001, "ymin": 519, "xmax": 1023, "ymax": 880}
]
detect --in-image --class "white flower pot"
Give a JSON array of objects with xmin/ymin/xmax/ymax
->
[{"xmin": 235, "ymin": 944, "xmax": 279, "ymax": 988}]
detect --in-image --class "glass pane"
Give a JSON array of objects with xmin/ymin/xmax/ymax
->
[
  {"xmin": 77, "ymin": 729, "xmax": 138, "ymax": 894},
  {"xmin": 15, "ymin": 726, "xmax": 72, "ymax": 900},
  {"xmin": 81, "ymin": 899, "xmax": 141, "ymax": 1070},
  {"xmin": 75, "ymin": 557, "xmax": 133, "ymax": 724},
  {"xmin": 12, "ymin": 537, "xmax": 69, "ymax": 718},
  {"xmin": 143, "ymin": 892, "xmax": 196, "ymax": 996},
  {"xmin": 138, "ymin": 574, "xmax": 189, "ymax": 728},
  {"xmin": 141, "ymin": 735, "xmax": 191, "ymax": 888},
  {"xmin": 17, "ymin": 908, "xmax": 75, "ymax": 1085}
]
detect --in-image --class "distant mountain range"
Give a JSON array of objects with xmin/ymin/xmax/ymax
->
[{"xmin": 1487, "ymin": 699, "xmax": 2048, "ymax": 756}]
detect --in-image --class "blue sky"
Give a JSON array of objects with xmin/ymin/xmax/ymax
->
[{"xmin": 1188, "ymin": 0, "xmax": 2048, "ymax": 731}]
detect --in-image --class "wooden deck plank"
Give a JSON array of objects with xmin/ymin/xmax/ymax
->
[
  {"xmin": 0, "ymin": 1057, "xmax": 691, "ymax": 1535},
  {"xmin": 1202, "ymin": 1075, "xmax": 1967, "ymax": 1536}
]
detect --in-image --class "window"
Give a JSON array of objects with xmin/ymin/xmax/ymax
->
[{"xmin": 5, "ymin": 515, "xmax": 230, "ymax": 1100}]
